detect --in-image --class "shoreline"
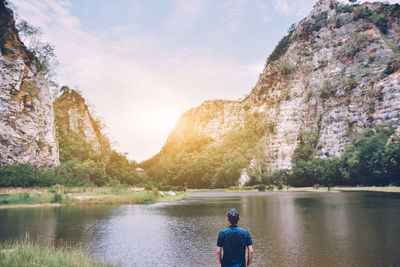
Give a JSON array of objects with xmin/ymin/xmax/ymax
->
[
  {"xmin": 0, "ymin": 203, "xmax": 62, "ymax": 209},
  {"xmin": 1, "ymin": 186, "xmax": 399, "ymax": 209},
  {"xmin": 193, "ymin": 186, "xmax": 400, "ymax": 193},
  {"xmin": 0, "ymin": 190, "xmax": 187, "ymax": 209}
]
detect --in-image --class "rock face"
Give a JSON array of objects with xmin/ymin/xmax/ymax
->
[
  {"xmin": 162, "ymin": 0, "xmax": 400, "ymax": 171},
  {"xmin": 53, "ymin": 88, "xmax": 109, "ymax": 152},
  {"xmin": 0, "ymin": 2, "xmax": 59, "ymax": 168}
]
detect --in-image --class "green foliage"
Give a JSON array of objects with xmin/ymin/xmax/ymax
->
[
  {"xmin": 143, "ymin": 112, "xmax": 269, "ymax": 188},
  {"xmin": 257, "ymin": 184, "xmax": 266, "ymax": 191},
  {"xmin": 338, "ymin": 5, "xmax": 354, "ymax": 13},
  {"xmin": 0, "ymin": 191, "xmax": 63, "ymax": 206},
  {"xmin": 267, "ymin": 25, "xmax": 295, "ymax": 64},
  {"xmin": 0, "ymin": 238, "xmax": 112, "ymax": 267},
  {"xmin": 16, "ymin": 20, "xmax": 56, "ymax": 75},
  {"xmin": 20, "ymin": 80, "xmax": 39, "ymax": 97},
  {"xmin": 319, "ymin": 80, "xmax": 335, "ymax": 99},
  {"xmin": 50, "ymin": 89, "xmax": 142, "ymax": 187},
  {"xmin": 283, "ymin": 126, "xmax": 400, "ymax": 187},
  {"xmin": 354, "ymin": 6, "xmax": 388, "ymax": 34},
  {"xmin": 381, "ymin": 55, "xmax": 400, "ymax": 78},
  {"xmin": 343, "ymin": 75, "xmax": 358, "ymax": 89},
  {"xmin": 280, "ymin": 61, "xmax": 295, "ymax": 76},
  {"xmin": 0, "ymin": 164, "xmax": 62, "ymax": 187},
  {"xmin": 52, "ymin": 192, "xmax": 62, "ymax": 203},
  {"xmin": 302, "ymin": 11, "xmax": 328, "ymax": 36},
  {"xmin": 292, "ymin": 131, "xmax": 319, "ymax": 164}
]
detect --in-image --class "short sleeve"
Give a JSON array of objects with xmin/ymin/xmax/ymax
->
[
  {"xmin": 246, "ymin": 231, "xmax": 253, "ymax": 246},
  {"xmin": 217, "ymin": 231, "xmax": 223, "ymax": 247}
]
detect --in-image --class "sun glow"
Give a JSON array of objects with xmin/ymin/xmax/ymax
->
[{"xmin": 142, "ymin": 109, "xmax": 180, "ymax": 134}]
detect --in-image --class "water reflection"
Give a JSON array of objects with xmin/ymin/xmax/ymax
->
[{"xmin": 0, "ymin": 192, "xmax": 399, "ymax": 266}]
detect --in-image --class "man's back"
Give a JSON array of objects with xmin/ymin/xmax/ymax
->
[{"xmin": 217, "ymin": 225, "xmax": 252, "ymax": 267}]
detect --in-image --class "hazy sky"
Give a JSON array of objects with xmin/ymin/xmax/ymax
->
[{"xmin": 8, "ymin": 0, "xmax": 399, "ymax": 162}]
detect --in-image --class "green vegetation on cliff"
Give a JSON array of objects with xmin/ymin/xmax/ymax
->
[
  {"xmin": 0, "ymin": 88, "xmax": 143, "ymax": 187},
  {"xmin": 143, "ymin": 112, "xmax": 272, "ymax": 188},
  {"xmin": 256, "ymin": 126, "xmax": 400, "ymax": 187}
]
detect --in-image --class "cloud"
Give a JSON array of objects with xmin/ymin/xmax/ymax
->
[
  {"xmin": 167, "ymin": 0, "xmax": 209, "ymax": 29},
  {"xmin": 273, "ymin": 0, "xmax": 315, "ymax": 17},
  {"xmin": 256, "ymin": 0, "xmax": 272, "ymax": 22}
]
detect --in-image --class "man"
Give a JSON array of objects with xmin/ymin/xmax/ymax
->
[{"xmin": 217, "ymin": 209, "xmax": 253, "ymax": 267}]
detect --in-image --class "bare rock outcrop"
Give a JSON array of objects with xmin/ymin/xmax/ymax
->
[{"xmin": 0, "ymin": 1, "xmax": 59, "ymax": 168}]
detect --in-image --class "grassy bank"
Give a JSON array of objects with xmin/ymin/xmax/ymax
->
[
  {"xmin": 74, "ymin": 189, "xmax": 186, "ymax": 205},
  {"xmin": 0, "ymin": 187, "xmax": 187, "ymax": 208},
  {"xmin": 222, "ymin": 185, "xmax": 400, "ymax": 193},
  {"xmin": 0, "ymin": 239, "xmax": 111, "ymax": 267},
  {"xmin": 335, "ymin": 186, "xmax": 400, "ymax": 193}
]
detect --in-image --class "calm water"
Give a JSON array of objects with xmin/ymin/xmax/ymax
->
[{"xmin": 0, "ymin": 191, "xmax": 400, "ymax": 267}]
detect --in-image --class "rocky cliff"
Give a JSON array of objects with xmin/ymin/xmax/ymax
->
[
  {"xmin": 155, "ymin": 0, "xmax": 400, "ymax": 174},
  {"xmin": 0, "ymin": 1, "xmax": 59, "ymax": 168},
  {"xmin": 53, "ymin": 87, "xmax": 110, "ymax": 155}
]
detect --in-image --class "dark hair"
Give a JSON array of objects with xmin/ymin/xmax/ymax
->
[{"xmin": 226, "ymin": 209, "xmax": 239, "ymax": 225}]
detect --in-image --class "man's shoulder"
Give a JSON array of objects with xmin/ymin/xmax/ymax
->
[
  {"xmin": 236, "ymin": 226, "xmax": 250, "ymax": 233},
  {"xmin": 220, "ymin": 226, "xmax": 250, "ymax": 234},
  {"xmin": 219, "ymin": 227, "xmax": 230, "ymax": 234}
]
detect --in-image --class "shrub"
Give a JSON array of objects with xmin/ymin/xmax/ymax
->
[
  {"xmin": 281, "ymin": 61, "xmax": 295, "ymax": 76},
  {"xmin": 340, "ymin": 5, "xmax": 353, "ymax": 13},
  {"xmin": 267, "ymin": 25, "xmax": 295, "ymax": 64},
  {"xmin": 20, "ymin": 80, "xmax": 39, "ymax": 97},
  {"xmin": 302, "ymin": 11, "xmax": 328, "ymax": 36},
  {"xmin": 292, "ymin": 131, "xmax": 319, "ymax": 164},
  {"xmin": 343, "ymin": 75, "xmax": 358, "ymax": 89},
  {"xmin": 354, "ymin": 6, "xmax": 388, "ymax": 34},
  {"xmin": 334, "ymin": 17, "xmax": 343, "ymax": 28},
  {"xmin": 257, "ymin": 184, "xmax": 266, "ymax": 192},
  {"xmin": 52, "ymin": 193, "xmax": 62, "ymax": 203},
  {"xmin": 381, "ymin": 56, "xmax": 400, "ymax": 78},
  {"xmin": 319, "ymin": 80, "xmax": 334, "ymax": 99}
]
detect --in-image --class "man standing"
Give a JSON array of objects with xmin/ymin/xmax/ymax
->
[{"xmin": 217, "ymin": 209, "xmax": 253, "ymax": 267}]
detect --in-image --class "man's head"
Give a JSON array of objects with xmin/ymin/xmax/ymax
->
[{"xmin": 226, "ymin": 209, "xmax": 240, "ymax": 225}]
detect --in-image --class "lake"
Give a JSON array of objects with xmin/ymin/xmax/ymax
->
[{"xmin": 0, "ymin": 191, "xmax": 400, "ymax": 266}]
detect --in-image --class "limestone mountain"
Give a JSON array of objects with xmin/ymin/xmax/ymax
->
[
  {"xmin": 0, "ymin": 0, "xmax": 59, "ymax": 168},
  {"xmin": 144, "ymin": 0, "xmax": 400, "ymax": 187},
  {"xmin": 53, "ymin": 87, "xmax": 111, "ymax": 169},
  {"xmin": 52, "ymin": 87, "xmax": 142, "ymax": 185}
]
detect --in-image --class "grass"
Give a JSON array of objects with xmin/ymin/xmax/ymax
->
[
  {"xmin": 335, "ymin": 186, "xmax": 400, "ymax": 193},
  {"xmin": 220, "ymin": 186, "xmax": 400, "ymax": 193},
  {"xmin": 0, "ymin": 238, "xmax": 112, "ymax": 267},
  {"xmin": 78, "ymin": 190, "xmax": 186, "ymax": 205},
  {"xmin": 0, "ymin": 192, "xmax": 61, "ymax": 206},
  {"xmin": 0, "ymin": 187, "xmax": 187, "ymax": 208}
]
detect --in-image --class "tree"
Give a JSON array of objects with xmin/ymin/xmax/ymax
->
[{"xmin": 16, "ymin": 19, "xmax": 56, "ymax": 75}]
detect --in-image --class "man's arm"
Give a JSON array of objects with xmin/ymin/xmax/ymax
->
[
  {"xmin": 216, "ymin": 246, "xmax": 222, "ymax": 266},
  {"xmin": 247, "ymin": 245, "xmax": 253, "ymax": 267}
]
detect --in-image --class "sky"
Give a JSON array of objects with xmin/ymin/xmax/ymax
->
[{"xmin": 8, "ymin": 0, "xmax": 400, "ymax": 162}]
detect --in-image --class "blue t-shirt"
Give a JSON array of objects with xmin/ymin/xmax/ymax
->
[{"xmin": 217, "ymin": 225, "xmax": 253, "ymax": 267}]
